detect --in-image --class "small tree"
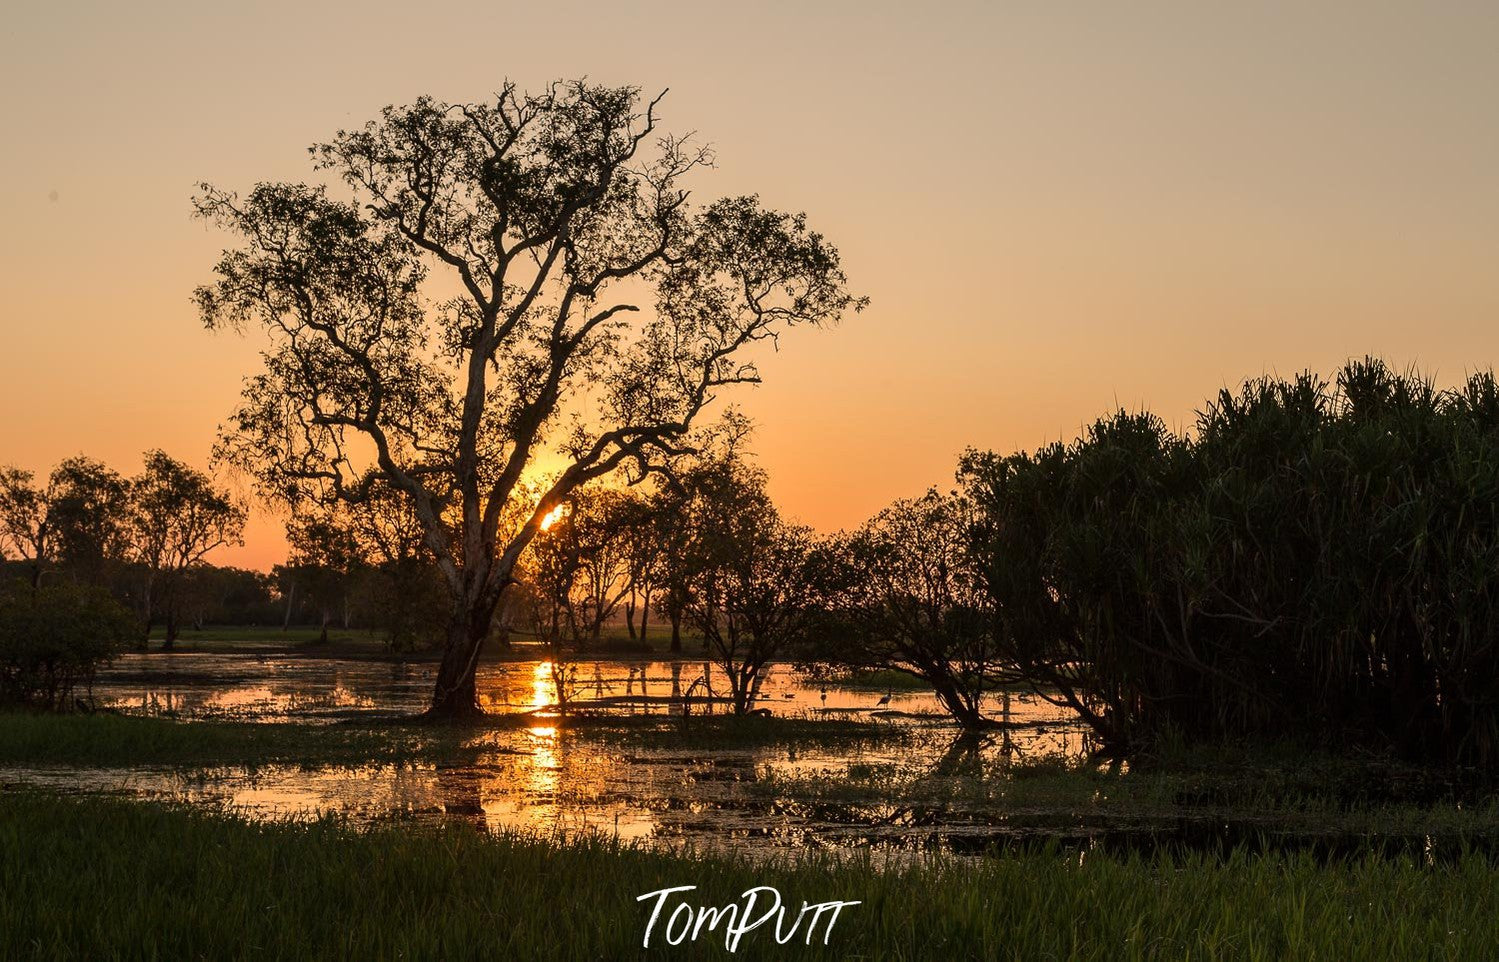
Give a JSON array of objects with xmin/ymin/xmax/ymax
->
[
  {"xmin": 126, "ymin": 451, "xmax": 247, "ymax": 648},
  {"xmin": 0, "ymin": 468, "xmax": 50, "ymax": 589},
  {"xmin": 284, "ymin": 513, "xmax": 364, "ymax": 644},
  {"xmin": 679, "ymin": 451, "xmax": 824, "ymax": 714},
  {"xmin": 831, "ymin": 489, "xmax": 1007, "ymax": 730},
  {"xmin": 619, "ymin": 492, "xmax": 664, "ymax": 643},
  {"xmin": 344, "ymin": 475, "xmax": 451, "ymax": 652},
  {"xmin": 0, "ymin": 579, "xmax": 132, "ymax": 710},
  {"xmin": 566, "ymin": 487, "xmax": 639, "ymax": 645}
]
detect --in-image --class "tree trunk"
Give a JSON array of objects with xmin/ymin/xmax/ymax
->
[
  {"xmin": 625, "ymin": 592, "xmax": 637, "ymax": 640},
  {"xmin": 428, "ymin": 605, "xmax": 492, "ymax": 720},
  {"xmin": 669, "ymin": 609, "xmax": 682, "ymax": 654},
  {"xmin": 139, "ymin": 576, "xmax": 154, "ymax": 649},
  {"xmin": 931, "ymin": 674, "xmax": 990, "ymax": 730},
  {"xmin": 163, "ymin": 611, "xmax": 178, "ymax": 651},
  {"xmin": 282, "ymin": 582, "xmax": 296, "ymax": 630}
]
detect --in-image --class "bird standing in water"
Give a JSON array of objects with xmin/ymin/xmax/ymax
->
[{"xmin": 874, "ymin": 690, "xmax": 892, "ymax": 708}]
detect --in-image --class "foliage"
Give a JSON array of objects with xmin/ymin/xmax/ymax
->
[
  {"xmin": 963, "ymin": 359, "xmax": 1499, "ymax": 765},
  {"xmin": 126, "ymin": 449, "xmax": 246, "ymax": 644},
  {"xmin": 0, "ymin": 579, "xmax": 131, "ymax": 709},
  {"xmin": 827, "ymin": 489, "xmax": 1006, "ymax": 728},
  {"xmin": 194, "ymin": 79, "xmax": 864, "ymax": 715},
  {"xmin": 675, "ymin": 446, "xmax": 827, "ymax": 713}
]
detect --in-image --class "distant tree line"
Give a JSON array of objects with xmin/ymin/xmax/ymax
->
[
  {"xmin": 0, "ymin": 451, "xmax": 246, "ymax": 706},
  {"xmin": 505, "ymin": 358, "xmax": 1499, "ymax": 769},
  {"xmin": 13, "ymin": 359, "xmax": 1499, "ymax": 771}
]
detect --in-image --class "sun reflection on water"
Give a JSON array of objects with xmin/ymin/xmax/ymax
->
[
  {"xmin": 531, "ymin": 661, "xmax": 556, "ymax": 712},
  {"xmin": 54, "ymin": 654, "xmax": 1093, "ymax": 854}
]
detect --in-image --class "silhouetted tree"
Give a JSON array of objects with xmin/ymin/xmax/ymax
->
[
  {"xmin": 284, "ymin": 514, "xmax": 363, "ymax": 644},
  {"xmin": 0, "ymin": 579, "xmax": 132, "ymax": 710},
  {"xmin": 126, "ymin": 451, "xmax": 246, "ymax": 648},
  {"xmin": 195, "ymin": 81, "xmax": 863, "ymax": 717},
  {"xmin": 566, "ymin": 487, "xmax": 640, "ymax": 645},
  {"xmin": 830, "ymin": 489, "xmax": 1007, "ymax": 730},
  {"xmin": 177, "ymin": 566, "xmax": 275, "ymax": 629},
  {"xmin": 344, "ymin": 475, "xmax": 451, "ymax": 652},
  {"xmin": 678, "ymin": 450, "xmax": 824, "ymax": 714},
  {"xmin": 614, "ymin": 488, "xmax": 679, "ymax": 646},
  {"xmin": 46, "ymin": 457, "xmax": 129, "ymax": 586},
  {"xmin": 962, "ymin": 359, "xmax": 1499, "ymax": 765},
  {"xmin": 526, "ymin": 501, "xmax": 584, "ymax": 646},
  {"xmin": 0, "ymin": 468, "xmax": 50, "ymax": 589}
]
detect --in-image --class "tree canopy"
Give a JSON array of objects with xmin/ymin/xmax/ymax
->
[{"xmin": 195, "ymin": 80, "xmax": 865, "ymax": 716}]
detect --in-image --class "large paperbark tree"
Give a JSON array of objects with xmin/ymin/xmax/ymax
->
[{"xmin": 193, "ymin": 80, "xmax": 864, "ymax": 718}]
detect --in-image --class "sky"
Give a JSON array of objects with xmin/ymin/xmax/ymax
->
[{"xmin": 2, "ymin": 1, "xmax": 1496, "ymax": 570}]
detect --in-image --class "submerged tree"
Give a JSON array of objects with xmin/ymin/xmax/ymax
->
[
  {"xmin": 195, "ymin": 80, "xmax": 863, "ymax": 717},
  {"xmin": 678, "ymin": 450, "xmax": 824, "ymax": 715},
  {"xmin": 0, "ymin": 579, "xmax": 132, "ymax": 710},
  {"xmin": 962, "ymin": 359, "xmax": 1499, "ymax": 765},
  {"xmin": 831, "ymin": 489, "xmax": 1007, "ymax": 730}
]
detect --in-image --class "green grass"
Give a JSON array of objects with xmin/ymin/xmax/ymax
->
[
  {"xmin": 4, "ymin": 789, "xmax": 1499, "ymax": 960},
  {"xmin": 0, "ymin": 711, "xmax": 896, "ymax": 769},
  {"xmin": 0, "ymin": 712, "xmax": 461, "ymax": 768},
  {"xmin": 140, "ymin": 622, "xmax": 709, "ymax": 659},
  {"xmin": 815, "ymin": 667, "xmax": 942, "ymax": 692},
  {"xmin": 146, "ymin": 624, "xmax": 371, "ymax": 645},
  {"xmin": 811, "ymin": 666, "xmax": 1034, "ymax": 694}
]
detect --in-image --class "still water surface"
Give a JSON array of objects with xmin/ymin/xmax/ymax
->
[{"xmin": 3, "ymin": 652, "xmax": 1089, "ymax": 854}]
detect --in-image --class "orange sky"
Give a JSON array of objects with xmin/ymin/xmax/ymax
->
[{"xmin": 2, "ymin": 2, "xmax": 1497, "ymax": 570}]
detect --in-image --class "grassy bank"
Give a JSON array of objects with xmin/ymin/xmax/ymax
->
[
  {"xmin": 0, "ymin": 711, "xmax": 894, "ymax": 769},
  {"xmin": 4, "ymin": 790, "xmax": 1499, "ymax": 960},
  {"xmin": 0, "ymin": 712, "xmax": 460, "ymax": 768},
  {"xmin": 141, "ymin": 623, "xmax": 703, "ymax": 659}
]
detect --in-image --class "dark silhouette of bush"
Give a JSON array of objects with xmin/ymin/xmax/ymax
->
[
  {"xmin": 0, "ymin": 580, "xmax": 132, "ymax": 710},
  {"xmin": 962, "ymin": 359, "xmax": 1499, "ymax": 766}
]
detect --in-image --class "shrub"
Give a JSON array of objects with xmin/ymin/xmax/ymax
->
[
  {"xmin": 962, "ymin": 359, "xmax": 1499, "ymax": 766},
  {"xmin": 0, "ymin": 579, "xmax": 133, "ymax": 709}
]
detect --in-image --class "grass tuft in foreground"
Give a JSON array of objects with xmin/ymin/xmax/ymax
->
[{"xmin": 5, "ymin": 790, "xmax": 1499, "ymax": 960}]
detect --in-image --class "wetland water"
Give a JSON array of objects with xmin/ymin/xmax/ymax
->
[{"xmin": 3, "ymin": 651, "xmax": 1096, "ymax": 854}]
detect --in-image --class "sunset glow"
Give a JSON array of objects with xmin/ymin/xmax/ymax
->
[{"xmin": 5, "ymin": 4, "xmax": 1496, "ymax": 572}]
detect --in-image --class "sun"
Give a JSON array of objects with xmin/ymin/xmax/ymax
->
[{"xmin": 539, "ymin": 503, "xmax": 569, "ymax": 531}]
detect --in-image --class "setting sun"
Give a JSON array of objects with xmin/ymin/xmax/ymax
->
[{"xmin": 539, "ymin": 505, "xmax": 568, "ymax": 532}]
